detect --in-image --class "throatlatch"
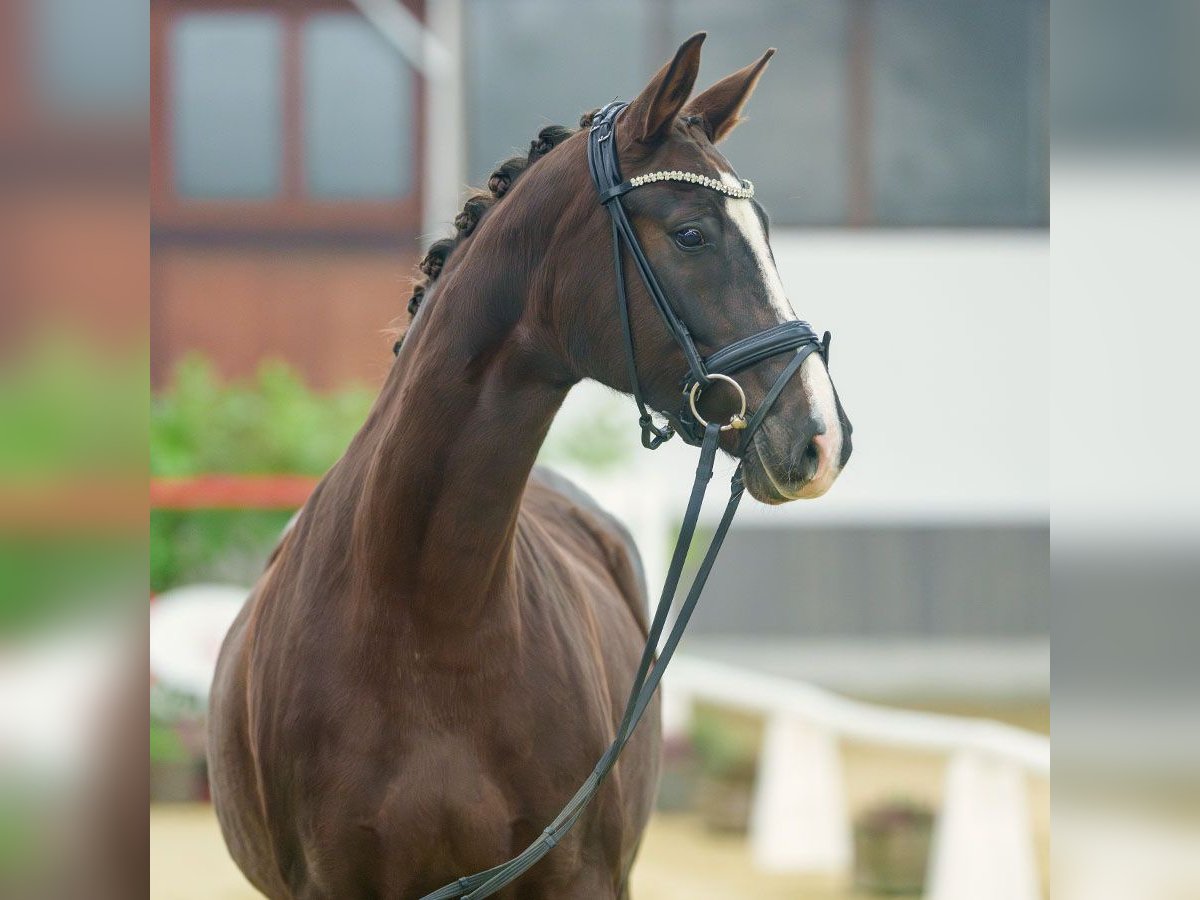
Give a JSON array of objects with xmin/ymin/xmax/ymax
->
[{"xmin": 420, "ymin": 100, "xmax": 835, "ymax": 900}]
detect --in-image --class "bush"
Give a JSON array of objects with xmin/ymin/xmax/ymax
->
[
  {"xmin": 150, "ymin": 357, "xmax": 374, "ymax": 591},
  {"xmin": 0, "ymin": 335, "xmax": 145, "ymax": 632},
  {"xmin": 853, "ymin": 798, "xmax": 935, "ymax": 894},
  {"xmin": 151, "ymin": 356, "xmax": 374, "ymax": 478}
]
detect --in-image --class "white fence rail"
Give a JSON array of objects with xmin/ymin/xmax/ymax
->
[{"xmin": 665, "ymin": 655, "xmax": 1049, "ymax": 900}]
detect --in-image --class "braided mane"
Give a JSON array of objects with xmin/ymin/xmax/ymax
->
[{"xmin": 393, "ymin": 112, "xmax": 600, "ymax": 351}]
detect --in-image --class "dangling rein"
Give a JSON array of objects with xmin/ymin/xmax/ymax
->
[{"xmin": 421, "ymin": 102, "xmax": 830, "ymax": 900}]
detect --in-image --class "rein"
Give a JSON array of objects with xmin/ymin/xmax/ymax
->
[{"xmin": 420, "ymin": 101, "xmax": 833, "ymax": 900}]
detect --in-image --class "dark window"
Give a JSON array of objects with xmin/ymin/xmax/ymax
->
[
  {"xmin": 171, "ymin": 13, "xmax": 284, "ymax": 199},
  {"xmin": 303, "ymin": 14, "xmax": 414, "ymax": 199},
  {"xmin": 666, "ymin": 0, "xmax": 851, "ymax": 226},
  {"xmin": 160, "ymin": 5, "xmax": 419, "ymax": 224},
  {"xmin": 871, "ymin": 0, "xmax": 1048, "ymax": 226},
  {"xmin": 35, "ymin": 0, "xmax": 149, "ymax": 115},
  {"xmin": 465, "ymin": 0, "xmax": 651, "ymax": 182}
]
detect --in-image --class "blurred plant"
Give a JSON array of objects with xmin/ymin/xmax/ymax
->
[
  {"xmin": 856, "ymin": 797, "xmax": 934, "ymax": 833},
  {"xmin": 0, "ymin": 538, "xmax": 131, "ymax": 634},
  {"xmin": 690, "ymin": 706, "xmax": 762, "ymax": 833},
  {"xmin": 853, "ymin": 797, "xmax": 935, "ymax": 895},
  {"xmin": 152, "ymin": 355, "xmax": 373, "ymax": 477},
  {"xmin": 656, "ymin": 733, "xmax": 700, "ymax": 813},
  {"xmin": 149, "ymin": 717, "xmax": 207, "ymax": 803},
  {"xmin": 150, "ymin": 356, "xmax": 374, "ymax": 592},
  {"xmin": 690, "ymin": 705, "xmax": 760, "ymax": 780},
  {"xmin": 149, "ymin": 720, "xmax": 187, "ymax": 765},
  {"xmin": 0, "ymin": 333, "xmax": 146, "ymax": 477},
  {"xmin": 0, "ymin": 333, "xmax": 144, "ymax": 633},
  {"xmin": 537, "ymin": 390, "xmax": 633, "ymax": 473}
]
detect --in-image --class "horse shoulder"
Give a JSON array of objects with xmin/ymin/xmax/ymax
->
[
  {"xmin": 208, "ymin": 587, "xmax": 293, "ymax": 898},
  {"xmin": 526, "ymin": 466, "xmax": 649, "ymax": 633}
]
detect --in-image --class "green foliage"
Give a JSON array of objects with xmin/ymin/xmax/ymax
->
[
  {"xmin": 149, "ymin": 720, "xmax": 188, "ymax": 764},
  {"xmin": 0, "ymin": 538, "xmax": 133, "ymax": 634},
  {"xmin": 537, "ymin": 394, "xmax": 632, "ymax": 473},
  {"xmin": 151, "ymin": 356, "xmax": 374, "ymax": 477},
  {"xmin": 0, "ymin": 333, "xmax": 146, "ymax": 475},
  {"xmin": 855, "ymin": 797, "xmax": 935, "ymax": 834},
  {"xmin": 150, "ymin": 509, "xmax": 292, "ymax": 594},
  {"xmin": 690, "ymin": 705, "xmax": 762, "ymax": 781},
  {"xmin": 0, "ymin": 334, "xmax": 145, "ymax": 634},
  {"xmin": 150, "ymin": 357, "xmax": 374, "ymax": 591}
]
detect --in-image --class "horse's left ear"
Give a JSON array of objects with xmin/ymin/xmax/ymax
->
[
  {"xmin": 626, "ymin": 32, "xmax": 706, "ymax": 146},
  {"xmin": 684, "ymin": 48, "xmax": 775, "ymax": 143}
]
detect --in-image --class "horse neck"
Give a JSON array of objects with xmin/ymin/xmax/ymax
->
[{"xmin": 346, "ymin": 200, "xmax": 576, "ymax": 628}]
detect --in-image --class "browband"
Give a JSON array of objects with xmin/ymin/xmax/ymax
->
[{"xmin": 598, "ymin": 170, "xmax": 755, "ymax": 204}]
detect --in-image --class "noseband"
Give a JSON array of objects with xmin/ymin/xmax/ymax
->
[{"xmin": 421, "ymin": 101, "xmax": 837, "ymax": 900}]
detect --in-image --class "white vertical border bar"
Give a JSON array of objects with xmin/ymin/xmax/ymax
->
[{"xmin": 422, "ymin": 0, "xmax": 465, "ymax": 239}]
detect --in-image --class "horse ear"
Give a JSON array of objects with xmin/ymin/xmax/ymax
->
[
  {"xmin": 625, "ymin": 32, "xmax": 706, "ymax": 146},
  {"xmin": 684, "ymin": 48, "xmax": 775, "ymax": 143}
]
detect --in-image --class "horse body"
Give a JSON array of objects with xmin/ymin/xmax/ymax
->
[
  {"xmin": 210, "ymin": 33, "xmax": 852, "ymax": 899},
  {"xmin": 211, "ymin": 469, "xmax": 657, "ymax": 899}
]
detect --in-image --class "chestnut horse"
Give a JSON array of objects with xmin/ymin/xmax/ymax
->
[{"xmin": 209, "ymin": 34, "xmax": 852, "ymax": 899}]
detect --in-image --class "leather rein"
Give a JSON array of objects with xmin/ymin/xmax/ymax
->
[{"xmin": 420, "ymin": 101, "xmax": 833, "ymax": 900}]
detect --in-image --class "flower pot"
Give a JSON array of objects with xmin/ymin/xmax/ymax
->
[
  {"xmin": 852, "ymin": 802, "xmax": 934, "ymax": 895},
  {"xmin": 151, "ymin": 759, "xmax": 206, "ymax": 803}
]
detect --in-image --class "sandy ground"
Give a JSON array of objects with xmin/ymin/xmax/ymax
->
[
  {"xmin": 150, "ymin": 737, "xmax": 1048, "ymax": 899},
  {"xmin": 149, "ymin": 803, "xmax": 855, "ymax": 900}
]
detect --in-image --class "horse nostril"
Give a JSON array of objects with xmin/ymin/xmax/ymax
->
[{"xmin": 799, "ymin": 439, "xmax": 822, "ymax": 481}]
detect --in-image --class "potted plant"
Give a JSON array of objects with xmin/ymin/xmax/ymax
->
[
  {"xmin": 691, "ymin": 709, "xmax": 760, "ymax": 834},
  {"xmin": 656, "ymin": 733, "xmax": 701, "ymax": 812},
  {"xmin": 150, "ymin": 718, "xmax": 204, "ymax": 803},
  {"xmin": 853, "ymin": 798, "xmax": 935, "ymax": 894}
]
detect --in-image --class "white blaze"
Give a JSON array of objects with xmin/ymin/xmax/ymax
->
[
  {"xmin": 720, "ymin": 171, "xmax": 845, "ymax": 487},
  {"xmin": 798, "ymin": 352, "xmax": 844, "ymax": 494},
  {"xmin": 719, "ymin": 172, "xmax": 795, "ymax": 325}
]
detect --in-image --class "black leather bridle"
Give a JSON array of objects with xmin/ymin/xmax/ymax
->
[
  {"xmin": 587, "ymin": 101, "xmax": 828, "ymax": 450},
  {"xmin": 420, "ymin": 101, "xmax": 836, "ymax": 900}
]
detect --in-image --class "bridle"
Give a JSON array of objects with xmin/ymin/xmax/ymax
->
[
  {"xmin": 585, "ymin": 101, "xmax": 829, "ymax": 452},
  {"xmin": 420, "ymin": 101, "xmax": 836, "ymax": 900}
]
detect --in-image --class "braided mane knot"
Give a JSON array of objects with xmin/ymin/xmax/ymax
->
[{"xmin": 393, "ymin": 117, "xmax": 583, "ymax": 353}]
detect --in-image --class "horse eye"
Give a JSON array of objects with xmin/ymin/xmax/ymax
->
[{"xmin": 675, "ymin": 227, "xmax": 705, "ymax": 249}]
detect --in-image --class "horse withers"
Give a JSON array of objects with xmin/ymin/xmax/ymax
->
[{"xmin": 208, "ymin": 33, "xmax": 852, "ymax": 900}]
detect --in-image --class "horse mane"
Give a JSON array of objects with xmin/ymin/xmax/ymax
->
[{"xmin": 391, "ymin": 111, "xmax": 600, "ymax": 350}]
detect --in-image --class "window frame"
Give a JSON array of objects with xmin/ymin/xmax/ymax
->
[{"xmin": 151, "ymin": 0, "xmax": 425, "ymax": 237}]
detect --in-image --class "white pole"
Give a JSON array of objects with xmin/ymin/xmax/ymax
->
[
  {"xmin": 660, "ymin": 680, "xmax": 694, "ymax": 743},
  {"xmin": 421, "ymin": 0, "xmax": 466, "ymax": 240},
  {"xmin": 748, "ymin": 712, "xmax": 852, "ymax": 873},
  {"xmin": 925, "ymin": 751, "xmax": 1040, "ymax": 900}
]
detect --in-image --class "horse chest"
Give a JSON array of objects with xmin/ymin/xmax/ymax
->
[{"xmin": 357, "ymin": 659, "xmax": 634, "ymax": 893}]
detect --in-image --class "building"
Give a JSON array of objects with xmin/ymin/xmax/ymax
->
[
  {"xmin": 147, "ymin": 0, "xmax": 1047, "ymax": 389},
  {"xmin": 150, "ymin": 0, "xmax": 440, "ymax": 387}
]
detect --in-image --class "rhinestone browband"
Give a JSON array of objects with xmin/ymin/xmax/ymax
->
[{"xmin": 627, "ymin": 170, "xmax": 755, "ymax": 199}]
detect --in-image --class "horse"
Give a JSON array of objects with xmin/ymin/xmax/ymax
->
[{"xmin": 208, "ymin": 32, "xmax": 853, "ymax": 899}]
